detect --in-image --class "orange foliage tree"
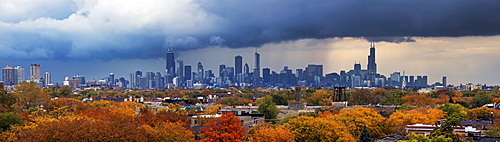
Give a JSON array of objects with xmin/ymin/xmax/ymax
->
[
  {"xmin": 388, "ymin": 107, "xmax": 444, "ymax": 134},
  {"xmin": 467, "ymin": 107, "xmax": 500, "ymax": 120},
  {"xmin": 200, "ymin": 113, "xmax": 246, "ymax": 142},
  {"xmin": 247, "ymin": 123, "xmax": 295, "ymax": 142},
  {"xmin": 329, "ymin": 107, "xmax": 388, "ymax": 139},
  {"xmin": 285, "ymin": 116, "xmax": 354, "ymax": 142},
  {"xmin": 402, "ymin": 94, "xmax": 436, "ymax": 106}
]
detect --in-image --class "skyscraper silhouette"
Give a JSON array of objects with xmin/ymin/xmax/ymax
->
[
  {"xmin": 235, "ymin": 55, "xmax": 242, "ymax": 75},
  {"xmin": 367, "ymin": 43, "xmax": 377, "ymax": 80},
  {"xmin": 166, "ymin": 49, "xmax": 175, "ymax": 76}
]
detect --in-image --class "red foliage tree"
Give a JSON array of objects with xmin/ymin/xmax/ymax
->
[{"xmin": 200, "ymin": 113, "xmax": 246, "ymax": 142}]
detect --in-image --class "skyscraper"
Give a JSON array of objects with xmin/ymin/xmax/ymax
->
[
  {"xmin": 235, "ymin": 55, "xmax": 242, "ymax": 75},
  {"xmin": 166, "ymin": 49, "xmax": 175, "ymax": 76},
  {"xmin": 367, "ymin": 43, "xmax": 377, "ymax": 79},
  {"xmin": 244, "ymin": 63, "xmax": 249, "ymax": 74},
  {"xmin": 442, "ymin": 76, "xmax": 447, "ymax": 87},
  {"xmin": 29, "ymin": 64, "xmax": 40, "ymax": 81},
  {"xmin": 2, "ymin": 65, "xmax": 16, "ymax": 86},
  {"xmin": 184, "ymin": 65, "xmax": 192, "ymax": 81},
  {"xmin": 109, "ymin": 73, "xmax": 115, "ymax": 86},
  {"xmin": 254, "ymin": 51, "xmax": 260, "ymax": 77},
  {"xmin": 197, "ymin": 62, "xmax": 204, "ymax": 82},
  {"xmin": 219, "ymin": 64, "xmax": 226, "ymax": 77},
  {"xmin": 15, "ymin": 66, "xmax": 24, "ymax": 84},
  {"xmin": 44, "ymin": 72, "xmax": 51, "ymax": 86},
  {"xmin": 176, "ymin": 60, "xmax": 184, "ymax": 83}
]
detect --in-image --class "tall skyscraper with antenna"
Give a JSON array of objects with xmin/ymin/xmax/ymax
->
[
  {"xmin": 166, "ymin": 49, "xmax": 175, "ymax": 76},
  {"xmin": 367, "ymin": 43, "xmax": 377, "ymax": 81}
]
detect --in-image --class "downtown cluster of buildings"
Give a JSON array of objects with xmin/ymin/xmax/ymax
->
[{"xmin": 0, "ymin": 44, "xmax": 458, "ymax": 90}]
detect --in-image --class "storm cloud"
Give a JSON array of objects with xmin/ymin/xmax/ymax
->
[{"xmin": 0, "ymin": 0, "xmax": 498, "ymax": 61}]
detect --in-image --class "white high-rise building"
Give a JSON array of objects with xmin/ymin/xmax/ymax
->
[{"xmin": 44, "ymin": 72, "xmax": 51, "ymax": 86}]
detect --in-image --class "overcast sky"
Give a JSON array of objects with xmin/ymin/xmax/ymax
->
[{"xmin": 0, "ymin": 0, "xmax": 499, "ymax": 85}]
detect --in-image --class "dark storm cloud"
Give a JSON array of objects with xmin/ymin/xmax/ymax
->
[{"xmin": 0, "ymin": 0, "xmax": 498, "ymax": 61}]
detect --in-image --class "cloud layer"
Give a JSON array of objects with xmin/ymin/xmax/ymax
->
[{"xmin": 0, "ymin": 0, "xmax": 498, "ymax": 61}]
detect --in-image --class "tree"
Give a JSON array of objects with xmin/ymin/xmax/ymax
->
[
  {"xmin": 284, "ymin": 116, "xmax": 354, "ymax": 142},
  {"xmin": 204, "ymin": 104, "xmax": 225, "ymax": 115},
  {"xmin": 380, "ymin": 90, "xmax": 407, "ymax": 105},
  {"xmin": 257, "ymin": 95, "xmax": 279, "ymax": 121},
  {"xmin": 467, "ymin": 107, "xmax": 498, "ymax": 120},
  {"xmin": 216, "ymin": 96, "xmax": 253, "ymax": 106},
  {"xmin": 0, "ymin": 89, "xmax": 17, "ymax": 113},
  {"xmin": 430, "ymin": 104, "xmax": 467, "ymax": 141},
  {"xmin": 159, "ymin": 103, "xmax": 188, "ymax": 116},
  {"xmin": 200, "ymin": 113, "xmax": 246, "ymax": 142},
  {"xmin": 486, "ymin": 126, "xmax": 500, "ymax": 137},
  {"xmin": 0, "ymin": 112, "xmax": 22, "ymax": 132},
  {"xmin": 388, "ymin": 107, "xmax": 444, "ymax": 134},
  {"xmin": 46, "ymin": 86, "xmax": 72, "ymax": 97},
  {"xmin": 330, "ymin": 107, "xmax": 387, "ymax": 139},
  {"xmin": 246, "ymin": 123, "xmax": 295, "ymax": 142},
  {"xmin": 305, "ymin": 89, "xmax": 332, "ymax": 106},
  {"xmin": 348, "ymin": 89, "xmax": 375, "ymax": 105},
  {"xmin": 402, "ymin": 94, "xmax": 436, "ymax": 106},
  {"xmin": 13, "ymin": 81, "xmax": 51, "ymax": 110},
  {"xmin": 469, "ymin": 94, "xmax": 493, "ymax": 108},
  {"xmin": 45, "ymin": 98, "xmax": 84, "ymax": 112},
  {"xmin": 358, "ymin": 125, "xmax": 371, "ymax": 142}
]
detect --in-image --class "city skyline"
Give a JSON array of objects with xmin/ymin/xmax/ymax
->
[{"xmin": 0, "ymin": 0, "xmax": 498, "ymax": 85}]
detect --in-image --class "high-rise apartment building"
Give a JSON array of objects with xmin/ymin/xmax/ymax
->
[
  {"xmin": 29, "ymin": 64, "xmax": 40, "ymax": 81},
  {"xmin": 2, "ymin": 65, "xmax": 16, "ymax": 86},
  {"xmin": 44, "ymin": 72, "xmax": 51, "ymax": 86},
  {"xmin": 176, "ymin": 60, "xmax": 184, "ymax": 84}
]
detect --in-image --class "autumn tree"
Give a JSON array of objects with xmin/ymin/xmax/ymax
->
[
  {"xmin": 204, "ymin": 104, "xmax": 225, "ymax": 115},
  {"xmin": 430, "ymin": 104, "xmax": 467, "ymax": 141},
  {"xmin": 246, "ymin": 123, "xmax": 295, "ymax": 142},
  {"xmin": 200, "ymin": 113, "xmax": 246, "ymax": 142},
  {"xmin": 45, "ymin": 98, "xmax": 84, "ymax": 112},
  {"xmin": 159, "ymin": 103, "xmax": 188, "ymax": 116},
  {"xmin": 402, "ymin": 94, "xmax": 436, "ymax": 106},
  {"xmin": 257, "ymin": 95, "xmax": 279, "ymax": 121},
  {"xmin": 216, "ymin": 96, "xmax": 253, "ymax": 106},
  {"xmin": 284, "ymin": 115, "xmax": 354, "ymax": 142},
  {"xmin": 330, "ymin": 107, "xmax": 387, "ymax": 139},
  {"xmin": 46, "ymin": 85, "xmax": 72, "ymax": 97},
  {"xmin": 348, "ymin": 89, "xmax": 376, "ymax": 105},
  {"xmin": 467, "ymin": 107, "xmax": 498, "ymax": 120},
  {"xmin": 13, "ymin": 81, "xmax": 51, "ymax": 110},
  {"xmin": 305, "ymin": 89, "xmax": 333, "ymax": 106},
  {"xmin": 388, "ymin": 107, "xmax": 444, "ymax": 134}
]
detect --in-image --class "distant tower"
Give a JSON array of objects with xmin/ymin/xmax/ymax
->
[
  {"xmin": 219, "ymin": 64, "xmax": 226, "ymax": 77},
  {"xmin": 254, "ymin": 50, "xmax": 260, "ymax": 84},
  {"xmin": 44, "ymin": 72, "xmax": 51, "ymax": 86},
  {"xmin": 197, "ymin": 62, "xmax": 204, "ymax": 82},
  {"xmin": 354, "ymin": 61, "xmax": 361, "ymax": 75},
  {"xmin": 2, "ymin": 65, "xmax": 16, "ymax": 86},
  {"xmin": 109, "ymin": 73, "xmax": 115, "ymax": 86},
  {"xmin": 401, "ymin": 70, "xmax": 406, "ymax": 89},
  {"xmin": 29, "ymin": 64, "xmax": 41, "ymax": 81},
  {"xmin": 184, "ymin": 65, "xmax": 192, "ymax": 81},
  {"xmin": 166, "ymin": 49, "xmax": 175, "ymax": 76},
  {"xmin": 235, "ymin": 55, "xmax": 242, "ymax": 75},
  {"xmin": 442, "ymin": 76, "xmax": 447, "ymax": 87},
  {"xmin": 367, "ymin": 43, "xmax": 377, "ymax": 80},
  {"xmin": 254, "ymin": 51, "xmax": 260, "ymax": 77},
  {"xmin": 176, "ymin": 60, "xmax": 184, "ymax": 83},
  {"xmin": 244, "ymin": 63, "xmax": 249, "ymax": 74}
]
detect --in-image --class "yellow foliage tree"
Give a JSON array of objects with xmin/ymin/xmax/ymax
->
[
  {"xmin": 388, "ymin": 107, "xmax": 444, "ymax": 134},
  {"xmin": 285, "ymin": 116, "xmax": 354, "ymax": 142},
  {"xmin": 329, "ymin": 107, "xmax": 387, "ymax": 139},
  {"xmin": 204, "ymin": 104, "xmax": 225, "ymax": 115},
  {"xmin": 13, "ymin": 81, "xmax": 51, "ymax": 110},
  {"xmin": 247, "ymin": 123, "xmax": 295, "ymax": 142}
]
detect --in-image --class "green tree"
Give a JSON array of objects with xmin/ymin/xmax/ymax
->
[
  {"xmin": 431, "ymin": 104, "xmax": 467, "ymax": 141},
  {"xmin": 469, "ymin": 94, "xmax": 493, "ymax": 108},
  {"xmin": 486, "ymin": 126, "xmax": 500, "ymax": 137},
  {"xmin": 380, "ymin": 90, "xmax": 407, "ymax": 105},
  {"xmin": 357, "ymin": 125, "xmax": 371, "ymax": 142},
  {"xmin": 257, "ymin": 95, "xmax": 280, "ymax": 121},
  {"xmin": 0, "ymin": 112, "xmax": 22, "ymax": 132},
  {"xmin": 0, "ymin": 89, "xmax": 17, "ymax": 112}
]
